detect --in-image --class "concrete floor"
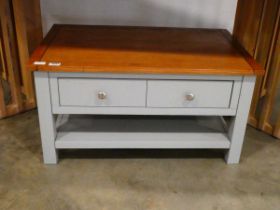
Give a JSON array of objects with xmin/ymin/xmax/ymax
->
[{"xmin": 0, "ymin": 110, "xmax": 280, "ymax": 210}]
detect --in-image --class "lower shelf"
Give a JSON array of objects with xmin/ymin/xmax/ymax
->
[{"xmin": 55, "ymin": 115, "xmax": 231, "ymax": 149}]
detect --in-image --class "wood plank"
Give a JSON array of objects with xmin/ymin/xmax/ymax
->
[
  {"xmin": 12, "ymin": 0, "xmax": 38, "ymax": 104},
  {"xmin": 21, "ymin": 0, "xmax": 43, "ymax": 54},
  {"xmin": 274, "ymin": 115, "xmax": 280, "ymax": 138},
  {"xmin": 29, "ymin": 25, "xmax": 264, "ymax": 76},
  {"xmin": 0, "ymin": 0, "xmax": 23, "ymax": 114},
  {"xmin": 249, "ymin": 76, "xmax": 264, "ymax": 125},
  {"xmin": 0, "ymin": 79, "xmax": 6, "ymax": 117},
  {"xmin": 233, "ymin": 0, "xmax": 265, "ymax": 55},
  {"xmin": 260, "ymin": 4, "xmax": 280, "ymax": 93},
  {"xmin": 0, "ymin": 0, "xmax": 42, "ymax": 118},
  {"xmin": 1, "ymin": 26, "xmax": 9, "ymax": 118},
  {"xmin": 0, "ymin": 37, "xmax": 7, "ymax": 80},
  {"xmin": 255, "ymin": 0, "xmax": 280, "ymax": 68},
  {"xmin": 0, "ymin": 27, "xmax": 6, "ymax": 117},
  {"xmin": 258, "ymin": 16, "xmax": 280, "ymax": 131}
]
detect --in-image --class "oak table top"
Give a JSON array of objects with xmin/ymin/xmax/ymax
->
[{"xmin": 29, "ymin": 24, "xmax": 264, "ymax": 76}]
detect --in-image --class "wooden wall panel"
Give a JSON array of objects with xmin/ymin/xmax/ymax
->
[
  {"xmin": 259, "ymin": 16, "xmax": 280, "ymax": 132},
  {"xmin": 233, "ymin": 0, "xmax": 266, "ymax": 127},
  {"xmin": 12, "ymin": 0, "xmax": 36, "ymax": 106},
  {"xmin": 0, "ymin": 0, "xmax": 23, "ymax": 116},
  {"xmin": 234, "ymin": 0, "xmax": 280, "ymax": 138},
  {"xmin": 12, "ymin": 0, "xmax": 43, "ymax": 107},
  {"xmin": 233, "ymin": 0, "xmax": 265, "ymax": 55},
  {"xmin": 0, "ymin": 0, "xmax": 43, "ymax": 118},
  {"xmin": 255, "ymin": 0, "xmax": 280, "ymax": 69},
  {"xmin": 21, "ymin": 0, "xmax": 43, "ymax": 54}
]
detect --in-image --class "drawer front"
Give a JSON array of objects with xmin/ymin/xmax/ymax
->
[
  {"xmin": 147, "ymin": 80, "xmax": 233, "ymax": 108},
  {"xmin": 58, "ymin": 78, "xmax": 146, "ymax": 107}
]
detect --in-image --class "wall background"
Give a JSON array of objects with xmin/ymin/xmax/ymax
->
[{"xmin": 40, "ymin": 0, "xmax": 238, "ymax": 35}]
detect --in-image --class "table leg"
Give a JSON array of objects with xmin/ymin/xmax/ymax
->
[
  {"xmin": 225, "ymin": 76, "xmax": 256, "ymax": 164},
  {"xmin": 34, "ymin": 71, "xmax": 58, "ymax": 164}
]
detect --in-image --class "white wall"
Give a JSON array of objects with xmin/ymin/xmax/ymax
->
[{"xmin": 40, "ymin": 0, "xmax": 238, "ymax": 35}]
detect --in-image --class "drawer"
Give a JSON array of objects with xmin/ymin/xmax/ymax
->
[
  {"xmin": 58, "ymin": 78, "xmax": 146, "ymax": 107},
  {"xmin": 147, "ymin": 80, "xmax": 233, "ymax": 108}
]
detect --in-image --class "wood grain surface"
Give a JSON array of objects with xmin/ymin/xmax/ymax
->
[{"xmin": 29, "ymin": 25, "xmax": 264, "ymax": 76}]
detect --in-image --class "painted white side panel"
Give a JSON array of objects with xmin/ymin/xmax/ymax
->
[
  {"xmin": 226, "ymin": 76, "xmax": 257, "ymax": 164},
  {"xmin": 58, "ymin": 78, "xmax": 146, "ymax": 107},
  {"xmin": 40, "ymin": 0, "xmax": 238, "ymax": 35},
  {"xmin": 147, "ymin": 80, "xmax": 233, "ymax": 108},
  {"xmin": 34, "ymin": 72, "xmax": 58, "ymax": 164}
]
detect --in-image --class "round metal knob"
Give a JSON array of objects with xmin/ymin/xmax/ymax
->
[
  {"xmin": 98, "ymin": 91, "xmax": 107, "ymax": 100},
  {"xmin": 185, "ymin": 93, "xmax": 195, "ymax": 101}
]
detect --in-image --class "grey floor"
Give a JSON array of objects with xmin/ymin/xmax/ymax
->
[{"xmin": 0, "ymin": 110, "xmax": 280, "ymax": 210}]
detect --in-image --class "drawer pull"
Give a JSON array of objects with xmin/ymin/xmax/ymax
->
[
  {"xmin": 185, "ymin": 93, "xmax": 195, "ymax": 101},
  {"xmin": 98, "ymin": 91, "xmax": 107, "ymax": 100}
]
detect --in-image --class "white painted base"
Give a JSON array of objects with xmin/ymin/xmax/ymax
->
[{"xmin": 34, "ymin": 72, "xmax": 256, "ymax": 164}]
